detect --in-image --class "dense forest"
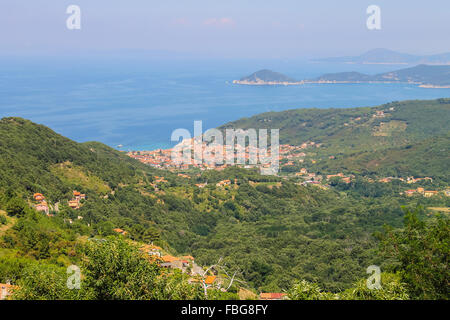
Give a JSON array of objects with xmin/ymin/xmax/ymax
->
[{"xmin": 0, "ymin": 98, "xmax": 448, "ymax": 300}]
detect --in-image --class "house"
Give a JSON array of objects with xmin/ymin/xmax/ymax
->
[
  {"xmin": 327, "ymin": 173, "xmax": 344, "ymax": 180},
  {"xmin": 342, "ymin": 177, "xmax": 351, "ymax": 184},
  {"xmin": 33, "ymin": 193, "xmax": 45, "ymax": 201},
  {"xmin": 182, "ymin": 255, "xmax": 195, "ymax": 262},
  {"xmin": 195, "ymin": 183, "xmax": 207, "ymax": 188},
  {"xmin": 160, "ymin": 255, "xmax": 188, "ymax": 270},
  {"xmin": 113, "ymin": 228, "xmax": 127, "ymax": 236},
  {"xmin": 154, "ymin": 176, "xmax": 168, "ymax": 183},
  {"xmin": 424, "ymin": 191, "xmax": 438, "ymax": 197},
  {"xmin": 373, "ymin": 110, "xmax": 385, "ymax": 118},
  {"xmin": 204, "ymin": 275, "xmax": 217, "ymax": 286},
  {"xmin": 68, "ymin": 200, "xmax": 79, "ymax": 209},
  {"xmin": 0, "ymin": 283, "xmax": 17, "ymax": 300},
  {"xmin": 35, "ymin": 201, "xmax": 49, "ymax": 214},
  {"xmin": 73, "ymin": 191, "xmax": 81, "ymax": 200},
  {"xmin": 140, "ymin": 244, "xmax": 162, "ymax": 257},
  {"xmin": 259, "ymin": 292, "xmax": 287, "ymax": 300},
  {"xmin": 161, "ymin": 255, "xmax": 178, "ymax": 263},
  {"xmin": 216, "ymin": 180, "xmax": 231, "ymax": 187}
]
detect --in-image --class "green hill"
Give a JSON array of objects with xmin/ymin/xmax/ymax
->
[
  {"xmin": 0, "ymin": 117, "xmax": 154, "ymax": 202},
  {"xmin": 310, "ymin": 65, "xmax": 450, "ymax": 86},
  {"xmin": 0, "ymin": 111, "xmax": 448, "ymax": 297},
  {"xmin": 220, "ymin": 98, "xmax": 450, "ymax": 179},
  {"xmin": 236, "ymin": 69, "xmax": 298, "ymax": 83},
  {"xmin": 313, "ymin": 133, "xmax": 450, "ymax": 180}
]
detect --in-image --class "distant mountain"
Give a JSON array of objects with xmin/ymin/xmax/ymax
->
[
  {"xmin": 309, "ymin": 64, "xmax": 450, "ymax": 87},
  {"xmin": 315, "ymin": 48, "xmax": 450, "ymax": 65},
  {"xmin": 233, "ymin": 69, "xmax": 300, "ymax": 85}
]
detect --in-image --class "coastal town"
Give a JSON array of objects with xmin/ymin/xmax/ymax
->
[
  {"xmin": 126, "ymin": 142, "xmax": 319, "ymax": 171},
  {"xmin": 126, "ymin": 142, "xmax": 448, "ymax": 198}
]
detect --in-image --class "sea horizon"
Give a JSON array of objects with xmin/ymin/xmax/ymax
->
[{"xmin": 1, "ymin": 56, "xmax": 450, "ymax": 151}]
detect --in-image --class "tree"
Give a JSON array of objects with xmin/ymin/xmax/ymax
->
[
  {"xmin": 288, "ymin": 280, "xmax": 337, "ymax": 300},
  {"xmin": 378, "ymin": 207, "xmax": 449, "ymax": 299},
  {"xmin": 340, "ymin": 273, "xmax": 409, "ymax": 300},
  {"xmin": 12, "ymin": 263, "xmax": 93, "ymax": 300},
  {"xmin": 81, "ymin": 237, "xmax": 163, "ymax": 300},
  {"xmin": 6, "ymin": 197, "xmax": 30, "ymax": 217}
]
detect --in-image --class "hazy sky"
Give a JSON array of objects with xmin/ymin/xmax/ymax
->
[{"xmin": 1, "ymin": 0, "xmax": 450, "ymax": 58}]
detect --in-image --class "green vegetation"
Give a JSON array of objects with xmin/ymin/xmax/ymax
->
[
  {"xmin": 377, "ymin": 208, "xmax": 449, "ymax": 299},
  {"xmin": 288, "ymin": 208, "xmax": 448, "ymax": 300},
  {"xmin": 0, "ymin": 97, "xmax": 448, "ymax": 300},
  {"xmin": 311, "ymin": 64, "xmax": 450, "ymax": 86},
  {"xmin": 238, "ymin": 69, "xmax": 297, "ymax": 83},
  {"xmin": 221, "ymin": 98, "xmax": 450, "ymax": 179}
]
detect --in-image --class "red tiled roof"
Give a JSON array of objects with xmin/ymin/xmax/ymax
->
[
  {"xmin": 260, "ymin": 292, "xmax": 286, "ymax": 300},
  {"xmin": 205, "ymin": 276, "xmax": 216, "ymax": 285}
]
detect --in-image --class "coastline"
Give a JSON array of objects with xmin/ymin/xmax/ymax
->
[
  {"xmin": 232, "ymin": 80, "xmax": 304, "ymax": 86},
  {"xmin": 233, "ymin": 79, "xmax": 450, "ymax": 89}
]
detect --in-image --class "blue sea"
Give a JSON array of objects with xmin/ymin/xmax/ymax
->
[{"xmin": 1, "ymin": 56, "xmax": 450, "ymax": 150}]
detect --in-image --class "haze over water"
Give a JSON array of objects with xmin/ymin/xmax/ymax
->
[{"xmin": 1, "ymin": 57, "xmax": 450, "ymax": 151}]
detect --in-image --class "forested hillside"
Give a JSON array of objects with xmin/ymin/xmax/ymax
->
[
  {"xmin": 0, "ymin": 102, "xmax": 448, "ymax": 300},
  {"xmin": 220, "ymin": 98, "xmax": 450, "ymax": 179}
]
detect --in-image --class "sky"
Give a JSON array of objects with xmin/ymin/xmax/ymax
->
[{"xmin": 1, "ymin": 0, "xmax": 450, "ymax": 59}]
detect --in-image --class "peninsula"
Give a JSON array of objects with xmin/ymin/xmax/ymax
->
[
  {"xmin": 233, "ymin": 65, "xmax": 450, "ymax": 88},
  {"xmin": 233, "ymin": 69, "xmax": 303, "ymax": 85},
  {"xmin": 306, "ymin": 64, "xmax": 450, "ymax": 88}
]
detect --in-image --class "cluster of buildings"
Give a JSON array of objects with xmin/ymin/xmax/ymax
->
[
  {"xmin": 68, "ymin": 191, "xmax": 86, "ymax": 210},
  {"xmin": 33, "ymin": 190, "xmax": 87, "ymax": 214},
  {"xmin": 127, "ymin": 142, "xmax": 319, "ymax": 173},
  {"xmin": 294, "ymin": 169, "xmax": 353, "ymax": 185},
  {"xmin": 326, "ymin": 173, "xmax": 353, "ymax": 184},
  {"xmin": 373, "ymin": 110, "xmax": 387, "ymax": 118},
  {"xmin": 378, "ymin": 176, "xmax": 433, "ymax": 183},
  {"xmin": 31, "ymin": 191, "xmax": 88, "ymax": 225},
  {"xmin": 33, "ymin": 193, "xmax": 49, "ymax": 215},
  {"xmin": 138, "ymin": 243, "xmax": 289, "ymax": 296},
  {"xmin": 216, "ymin": 179, "xmax": 238, "ymax": 188},
  {"xmin": 372, "ymin": 107, "xmax": 395, "ymax": 119},
  {"xmin": 403, "ymin": 187, "xmax": 444, "ymax": 197},
  {"xmin": 139, "ymin": 244, "xmax": 213, "ymax": 285}
]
